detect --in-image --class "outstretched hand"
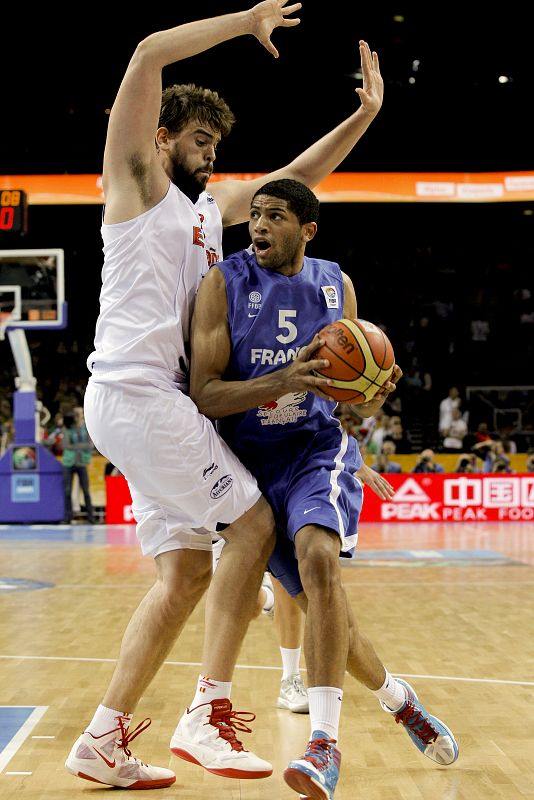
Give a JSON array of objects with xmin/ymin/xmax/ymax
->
[
  {"xmin": 355, "ymin": 40, "xmax": 384, "ymax": 115},
  {"xmin": 249, "ymin": 0, "xmax": 302, "ymax": 58},
  {"xmin": 355, "ymin": 462, "xmax": 395, "ymax": 500}
]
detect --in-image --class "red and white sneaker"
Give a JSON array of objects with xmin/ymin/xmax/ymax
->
[
  {"xmin": 65, "ymin": 715, "xmax": 175, "ymax": 789},
  {"xmin": 170, "ymin": 699, "xmax": 272, "ymax": 779}
]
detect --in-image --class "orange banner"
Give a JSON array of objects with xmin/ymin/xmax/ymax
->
[{"xmin": 1, "ymin": 171, "xmax": 534, "ymax": 204}]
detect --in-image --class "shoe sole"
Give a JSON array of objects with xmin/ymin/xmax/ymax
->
[
  {"xmin": 395, "ymin": 679, "xmax": 459, "ymax": 765},
  {"xmin": 276, "ymin": 698, "xmax": 309, "ymax": 714},
  {"xmin": 66, "ymin": 764, "xmax": 176, "ymax": 789},
  {"xmin": 284, "ymin": 766, "xmax": 330, "ymax": 800},
  {"xmin": 170, "ymin": 747, "xmax": 272, "ymax": 779},
  {"xmin": 419, "ymin": 714, "xmax": 459, "ymax": 765}
]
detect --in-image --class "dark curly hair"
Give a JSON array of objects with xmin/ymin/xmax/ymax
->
[
  {"xmin": 159, "ymin": 84, "xmax": 235, "ymax": 137},
  {"xmin": 252, "ymin": 179, "xmax": 320, "ymax": 225}
]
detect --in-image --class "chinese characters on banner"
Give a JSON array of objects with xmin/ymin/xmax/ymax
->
[{"xmin": 360, "ymin": 474, "xmax": 534, "ymax": 522}]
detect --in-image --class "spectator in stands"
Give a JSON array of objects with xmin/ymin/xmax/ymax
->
[
  {"xmin": 472, "ymin": 438, "xmax": 511, "ymax": 473},
  {"xmin": 453, "ymin": 453, "xmax": 479, "ymax": 473},
  {"xmin": 382, "ymin": 416, "xmax": 412, "ymax": 453},
  {"xmin": 44, "ymin": 412, "xmax": 65, "ymax": 456},
  {"xmin": 363, "ymin": 409, "xmax": 391, "ymax": 455},
  {"xmin": 59, "ymin": 407, "xmax": 96, "ymax": 524},
  {"xmin": 438, "ymin": 386, "xmax": 462, "ymax": 437},
  {"xmin": 441, "ymin": 407, "xmax": 468, "ymax": 452},
  {"xmin": 412, "ymin": 448, "xmax": 445, "ymax": 473},
  {"xmin": 474, "ymin": 422, "xmax": 492, "ymax": 444},
  {"xmin": 370, "ymin": 440, "xmax": 402, "ymax": 474},
  {"xmin": 492, "ymin": 457, "xmax": 514, "ymax": 474},
  {"xmin": 500, "ymin": 433, "xmax": 517, "ymax": 455},
  {"xmin": 526, "ymin": 451, "xmax": 534, "ymax": 472}
]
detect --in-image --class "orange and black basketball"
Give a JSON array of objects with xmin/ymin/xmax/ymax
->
[{"xmin": 313, "ymin": 318, "xmax": 395, "ymax": 403}]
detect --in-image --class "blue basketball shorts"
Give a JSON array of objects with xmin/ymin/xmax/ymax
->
[{"xmin": 243, "ymin": 430, "xmax": 363, "ymax": 597}]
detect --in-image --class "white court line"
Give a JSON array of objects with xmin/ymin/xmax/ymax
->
[
  {"xmin": 0, "ymin": 706, "xmax": 48, "ymax": 773},
  {"xmin": 0, "ymin": 654, "xmax": 532, "ymax": 686},
  {"xmin": 48, "ymin": 578, "xmax": 534, "ymax": 589}
]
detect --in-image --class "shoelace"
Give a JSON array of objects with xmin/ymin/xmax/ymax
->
[
  {"xmin": 290, "ymin": 676, "xmax": 307, "ymax": 696},
  {"xmin": 115, "ymin": 715, "xmax": 152, "ymax": 765},
  {"xmin": 208, "ymin": 706, "xmax": 256, "ymax": 752},
  {"xmin": 394, "ymin": 701, "xmax": 438, "ymax": 745},
  {"xmin": 303, "ymin": 737, "xmax": 339, "ymax": 771}
]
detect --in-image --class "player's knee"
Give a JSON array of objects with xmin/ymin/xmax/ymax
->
[
  {"xmin": 296, "ymin": 536, "xmax": 340, "ymax": 594},
  {"xmin": 160, "ymin": 560, "xmax": 212, "ymax": 611},
  {"xmin": 226, "ymin": 497, "xmax": 276, "ymax": 560}
]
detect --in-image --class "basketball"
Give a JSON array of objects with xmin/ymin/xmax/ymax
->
[{"xmin": 313, "ymin": 318, "xmax": 395, "ymax": 403}]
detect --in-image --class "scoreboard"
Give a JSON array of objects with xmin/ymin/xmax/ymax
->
[{"xmin": 0, "ymin": 190, "xmax": 28, "ymax": 233}]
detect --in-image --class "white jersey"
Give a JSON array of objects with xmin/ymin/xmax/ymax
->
[{"xmin": 87, "ymin": 183, "xmax": 223, "ymax": 378}]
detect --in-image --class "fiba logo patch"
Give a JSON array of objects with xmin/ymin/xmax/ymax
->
[
  {"xmin": 210, "ymin": 474, "xmax": 233, "ymax": 499},
  {"xmin": 248, "ymin": 290, "xmax": 262, "ymax": 316},
  {"xmin": 321, "ymin": 285, "xmax": 339, "ymax": 309}
]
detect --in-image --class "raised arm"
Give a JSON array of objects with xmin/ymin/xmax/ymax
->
[
  {"xmin": 189, "ymin": 266, "xmax": 332, "ymax": 419},
  {"xmin": 103, "ymin": 1, "xmax": 302, "ymax": 223},
  {"xmin": 212, "ymin": 40, "xmax": 384, "ymax": 226}
]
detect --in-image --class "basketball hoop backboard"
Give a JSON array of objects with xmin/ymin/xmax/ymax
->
[{"xmin": 0, "ymin": 248, "xmax": 66, "ymax": 330}]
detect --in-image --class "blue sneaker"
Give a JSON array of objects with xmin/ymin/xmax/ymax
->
[
  {"xmin": 283, "ymin": 730, "xmax": 341, "ymax": 800},
  {"xmin": 380, "ymin": 679, "xmax": 458, "ymax": 765}
]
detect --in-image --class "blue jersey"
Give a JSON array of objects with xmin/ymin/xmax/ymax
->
[
  {"xmin": 217, "ymin": 247, "xmax": 355, "ymax": 460},
  {"xmin": 216, "ymin": 248, "xmax": 364, "ymax": 596}
]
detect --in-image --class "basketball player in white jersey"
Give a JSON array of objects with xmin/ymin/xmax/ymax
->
[{"xmin": 65, "ymin": 1, "xmax": 385, "ymax": 789}]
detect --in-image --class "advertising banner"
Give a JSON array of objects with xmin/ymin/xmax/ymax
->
[
  {"xmin": 105, "ymin": 473, "xmax": 534, "ymax": 525},
  {"xmin": 360, "ymin": 473, "xmax": 534, "ymax": 522}
]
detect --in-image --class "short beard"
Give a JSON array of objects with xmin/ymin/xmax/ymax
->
[{"xmin": 170, "ymin": 162, "xmax": 209, "ymax": 203}]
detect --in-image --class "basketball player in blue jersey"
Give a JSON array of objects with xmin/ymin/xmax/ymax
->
[
  {"xmin": 66, "ymin": 0, "xmax": 388, "ymax": 791},
  {"xmin": 190, "ymin": 179, "xmax": 459, "ymax": 799}
]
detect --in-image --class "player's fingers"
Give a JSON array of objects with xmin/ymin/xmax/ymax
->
[
  {"xmin": 280, "ymin": 1, "xmax": 302, "ymax": 17},
  {"xmin": 307, "ymin": 357, "xmax": 330, "ymax": 372},
  {"xmin": 261, "ymin": 38, "xmax": 280, "ymax": 58},
  {"xmin": 391, "ymin": 364, "xmax": 403, "ymax": 383},
  {"xmin": 298, "ymin": 334, "xmax": 325, "ymax": 359}
]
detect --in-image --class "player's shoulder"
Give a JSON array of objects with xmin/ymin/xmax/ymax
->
[
  {"xmin": 304, "ymin": 255, "xmax": 342, "ymax": 279},
  {"xmin": 217, "ymin": 247, "xmax": 256, "ymax": 277},
  {"xmin": 196, "ymin": 190, "xmax": 219, "ymax": 209}
]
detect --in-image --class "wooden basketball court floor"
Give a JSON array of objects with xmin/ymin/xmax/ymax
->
[{"xmin": 1, "ymin": 520, "xmax": 533, "ymax": 800}]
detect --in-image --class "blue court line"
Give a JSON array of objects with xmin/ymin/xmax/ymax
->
[
  {"xmin": 0, "ymin": 706, "xmax": 48, "ymax": 772},
  {"xmin": 0, "ymin": 525, "xmax": 105, "ymax": 544}
]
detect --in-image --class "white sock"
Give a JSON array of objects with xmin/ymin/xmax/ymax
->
[
  {"xmin": 280, "ymin": 647, "xmax": 301, "ymax": 680},
  {"xmin": 372, "ymin": 670, "xmax": 407, "ymax": 712},
  {"xmin": 308, "ymin": 686, "xmax": 342, "ymax": 741},
  {"xmin": 191, "ymin": 674, "xmax": 232, "ymax": 708},
  {"xmin": 86, "ymin": 704, "xmax": 131, "ymax": 736}
]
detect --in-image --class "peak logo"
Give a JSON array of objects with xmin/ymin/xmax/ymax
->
[
  {"xmin": 383, "ymin": 477, "xmax": 440, "ymax": 520},
  {"xmin": 392, "ymin": 479, "xmax": 431, "ymax": 503}
]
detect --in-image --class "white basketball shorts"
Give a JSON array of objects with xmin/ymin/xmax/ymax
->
[{"xmin": 84, "ymin": 366, "xmax": 261, "ymax": 558}]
